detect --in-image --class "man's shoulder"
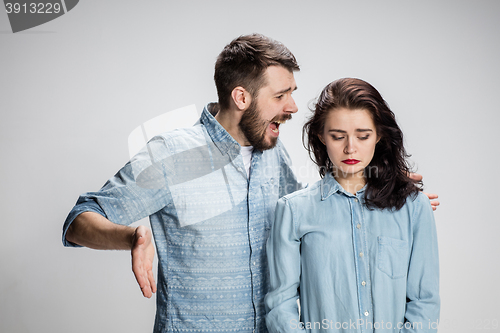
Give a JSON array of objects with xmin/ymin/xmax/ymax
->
[
  {"xmin": 153, "ymin": 122, "xmax": 209, "ymax": 147},
  {"xmin": 156, "ymin": 122, "xmax": 204, "ymax": 140}
]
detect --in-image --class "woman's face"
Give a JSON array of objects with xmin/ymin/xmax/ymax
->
[{"xmin": 319, "ymin": 107, "xmax": 379, "ymax": 181}]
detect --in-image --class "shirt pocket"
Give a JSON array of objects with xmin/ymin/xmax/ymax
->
[
  {"xmin": 377, "ymin": 236, "xmax": 408, "ymax": 279},
  {"xmin": 261, "ymin": 177, "xmax": 279, "ymax": 230}
]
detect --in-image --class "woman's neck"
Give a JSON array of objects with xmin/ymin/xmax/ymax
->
[{"xmin": 335, "ymin": 173, "xmax": 366, "ymax": 195}]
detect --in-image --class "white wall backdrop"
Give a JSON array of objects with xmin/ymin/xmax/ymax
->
[{"xmin": 1, "ymin": 1, "xmax": 499, "ymax": 332}]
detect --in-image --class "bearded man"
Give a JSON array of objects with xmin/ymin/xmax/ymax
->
[{"xmin": 63, "ymin": 34, "xmax": 302, "ymax": 333}]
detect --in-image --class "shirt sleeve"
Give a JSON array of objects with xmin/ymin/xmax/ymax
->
[
  {"xmin": 265, "ymin": 198, "xmax": 303, "ymax": 333},
  {"xmin": 62, "ymin": 136, "xmax": 174, "ymax": 247},
  {"xmin": 402, "ymin": 193, "xmax": 440, "ymax": 332}
]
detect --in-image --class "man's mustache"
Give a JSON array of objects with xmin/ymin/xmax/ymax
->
[{"xmin": 271, "ymin": 114, "xmax": 292, "ymax": 122}]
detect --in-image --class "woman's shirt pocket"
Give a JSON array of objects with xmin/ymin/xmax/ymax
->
[{"xmin": 377, "ymin": 236, "xmax": 408, "ymax": 279}]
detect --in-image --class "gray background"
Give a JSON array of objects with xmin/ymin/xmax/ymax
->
[{"xmin": 1, "ymin": 1, "xmax": 499, "ymax": 332}]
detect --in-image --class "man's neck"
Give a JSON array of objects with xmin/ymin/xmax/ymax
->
[{"xmin": 214, "ymin": 108, "xmax": 251, "ymax": 147}]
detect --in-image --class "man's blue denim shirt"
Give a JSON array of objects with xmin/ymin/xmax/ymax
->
[
  {"xmin": 265, "ymin": 173, "xmax": 439, "ymax": 333},
  {"xmin": 63, "ymin": 103, "xmax": 302, "ymax": 333}
]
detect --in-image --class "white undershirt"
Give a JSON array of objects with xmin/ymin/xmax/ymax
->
[{"xmin": 240, "ymin": 145, "xmax": 254, "ymax": 178}]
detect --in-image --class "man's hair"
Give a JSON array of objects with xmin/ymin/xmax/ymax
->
[
  {"xmin": 214, "ymin": 33, "xmax": 300, "ymax": 110},
  {"xmin": 303, "ymin": 78, "xmax": 421, "ymax": 210}
]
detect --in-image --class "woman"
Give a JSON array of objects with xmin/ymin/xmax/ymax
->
[{"xmin": 265, "ymin": 78, "xmax": 439, "ymax": 332}]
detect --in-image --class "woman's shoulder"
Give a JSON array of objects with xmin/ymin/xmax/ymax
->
[
  {"xmin": 280, "ymin": 178, "xmax": 323, "ymax": 203},
  {"xmin": 405, "ymin": 191, "xmax": 432, "ymax": 207},
  {"xmin": 400, "ymin": 191, "xmax": 433, "ymax": 222}
]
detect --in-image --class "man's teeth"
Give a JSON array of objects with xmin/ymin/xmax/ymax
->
[{"xmin": 270, "ymin": 121, "xmax": 281, "ymax": 133}]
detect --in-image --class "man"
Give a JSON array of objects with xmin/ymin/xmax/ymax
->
[
  {"xmin": 63, "ymin": 34, "xmax": 438, "ymax": 333},
  {"xmin": 64, "ymin": 34, "xmax": 302, "ymax": 333}
]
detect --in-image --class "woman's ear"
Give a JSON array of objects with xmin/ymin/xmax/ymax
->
[
  {"xmin": 231, "ymin": 87, "xmax": 251, "ymax": 111},
  {"xmin": 318, "ymin": 134, "xmax": 325, "ymax": 145}
]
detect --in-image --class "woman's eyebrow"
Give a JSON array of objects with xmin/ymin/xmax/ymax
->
[{"xmin": 328, "ymin": 129, "xmax": 373, "ymax": 133}]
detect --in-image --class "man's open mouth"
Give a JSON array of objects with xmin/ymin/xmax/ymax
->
[{"xmin": 270, "ymin": 119, "xmax": 286, "ymax": 133}]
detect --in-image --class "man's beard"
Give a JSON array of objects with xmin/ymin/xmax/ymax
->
[{"xmin": 238, "ymin": 99, "xmax": 291, "ymax": 151}]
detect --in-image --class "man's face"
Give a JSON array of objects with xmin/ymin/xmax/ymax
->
[{"xmin": 239, "ymin": 66, "xmax": 298, "ymax": 151}]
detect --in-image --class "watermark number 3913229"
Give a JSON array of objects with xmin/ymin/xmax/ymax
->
[
  {"xmin": 3, "ymin": 1, "xmax": 79, "ymax": 33},
  {"xmin": 5, "ymin": 2, "xmax": 62, "ymax": 13}
]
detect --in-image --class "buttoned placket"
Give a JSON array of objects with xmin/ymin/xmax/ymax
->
[
  {"xmin": 207, "ymin": 108, "xmax": 265, "ymax": 332},
  {"xmin": 246, "ymin": 150, "xmax": 265, "ymax": 332},
  {"xmin": 349, "ymin": 194, "xmax": 374, "ymax": 332}
]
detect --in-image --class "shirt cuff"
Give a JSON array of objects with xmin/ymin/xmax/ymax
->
[{"xmin": 62, "ymin": 198, "xmax": 107, "ymax": 247}]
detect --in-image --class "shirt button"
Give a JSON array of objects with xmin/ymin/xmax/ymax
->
[
  {"xmin": 356, "ymin": 223, "xmax": 361, "ymax": 229},
  {"xmin": 270, "ymin": 178, "xmax": 274, "ymax": 184},
  {"xmin": 364, "ymin": 311, "xmax": 369, "ymax": 316},
  {"xmin": 359, "ymin": 252, "xmax": 364, "ymax": 257},
  {"xmin": 253, "ymin": 261, "xmax": 256, "ymax": 265},
  {"xmin": 361, "ymin": 281, "xmax": 366, "ymax": 286},
  {"xmin": 354, "ymin": 198, "xmax": 358, "ymax": 202}
]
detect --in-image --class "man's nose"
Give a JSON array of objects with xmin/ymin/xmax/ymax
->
[{"xmin": 285, "ymin": 96, "xmax": 298, "ymax": 114}]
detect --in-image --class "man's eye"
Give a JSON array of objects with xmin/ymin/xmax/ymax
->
[
  {"xmin": 276, "ymin": 95, "xmax": 284, "ymax": 100},
  {"xmin": 332, "ymin": 136, "xmax": 344, "ymax": 140}
]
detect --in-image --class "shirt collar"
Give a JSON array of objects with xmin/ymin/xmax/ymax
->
[
  {"xmin": 200, "ymin": 103, "xmax": 241, "ymax": 156},
  {"xmin": 321, "ymin": 172, "xmax": 367, "ymax": 200}
]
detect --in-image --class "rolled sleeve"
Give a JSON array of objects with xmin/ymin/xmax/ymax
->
[
  {"xmin": 62, "ymin": 197, "xmax": 106, "ymax": 247},
  {"xmin": 62, "ymin": 136, "xmax": 173, "ymax": 247}
]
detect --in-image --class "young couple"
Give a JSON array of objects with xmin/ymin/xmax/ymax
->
[{"xmin": 63, "ymin": 33, "xmax": 439, "ymax": 333}]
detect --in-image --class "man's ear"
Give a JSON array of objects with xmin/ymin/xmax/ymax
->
[{"xmin": 231, "ymin": 86, "xmax": 252, "ymax": 111}]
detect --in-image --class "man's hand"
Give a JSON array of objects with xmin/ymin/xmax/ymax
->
[
  {"xmin": 409, "ymin": 173, "xmax": 440, "ymax": 211},
  {"xmin": 131, "ymin": 226, "xmax": 157, "ymax": 298},
  {"xmin": 66, "ymin": 213, "xmax": 157, "ymax": 297}
]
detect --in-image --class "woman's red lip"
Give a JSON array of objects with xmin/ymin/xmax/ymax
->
[{"xmin": 342, "ymin": 159, "xmax": 360, "ymax": 165}]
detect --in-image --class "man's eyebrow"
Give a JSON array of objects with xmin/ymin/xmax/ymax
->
[{"xmin": 275, "ymin": 86, "xmax": 298, "ymax": 95}]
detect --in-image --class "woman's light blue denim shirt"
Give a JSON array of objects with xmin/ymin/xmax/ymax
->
[{"xmin": 265, "ymin": 173, "xmax": 439, "ymax": 333}]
